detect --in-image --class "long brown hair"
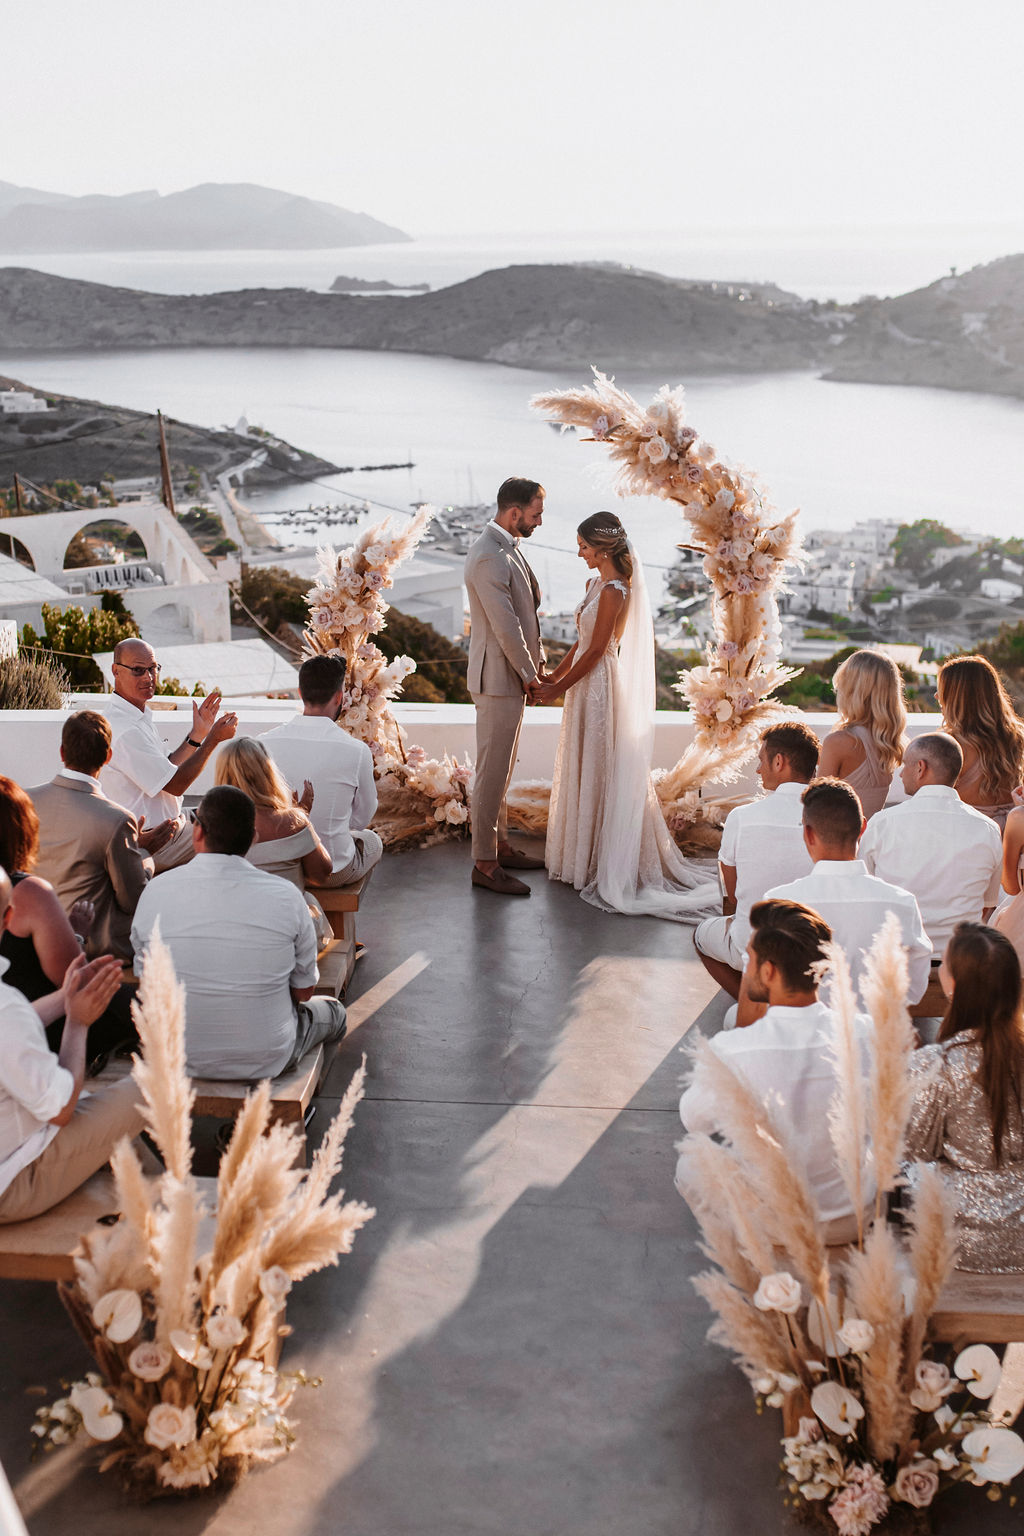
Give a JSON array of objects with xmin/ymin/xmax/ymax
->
[
  {"xmin": 0, "ymin": 777, "xmax": 39, "ymax": 873},
  {"xmin": 938, "ymin": 654, "xmax": 1024, "ymax": 802},
  {"xmin": 577, "ymin": 513, "xmax": 633, "ymax": 580},
  {"xmin": 939, "ymin": 922, "xmax": 1024, "ymax": 1165}
]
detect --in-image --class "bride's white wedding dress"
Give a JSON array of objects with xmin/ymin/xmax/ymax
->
[{"xmin": 545, "ymin": 557, "xmax": 718, "ymax": 921}]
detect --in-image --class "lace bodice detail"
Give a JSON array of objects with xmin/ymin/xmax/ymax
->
[{"xmin": 574, "ymin": 579, "xmax": 630, "ymax": 654}]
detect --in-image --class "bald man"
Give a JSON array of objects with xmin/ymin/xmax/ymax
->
[{"xmin": 100, "ymin": 638, "xmax": 238, "ymax": 872}]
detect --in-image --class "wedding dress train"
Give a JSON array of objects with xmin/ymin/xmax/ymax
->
[{"xmin": 545, "ymin": 556, "xmax": 718, "ymax": 921}]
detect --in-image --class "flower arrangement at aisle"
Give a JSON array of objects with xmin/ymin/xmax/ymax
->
[
  {"xmin": 675, "ymin": 916, "xmax": 1024, "ymax": 1534},
  {"xmin": 530, "ymin": 369, "xmax": 802, "ymax": 813},
  {"xmin": 32, "ymin": 932, "xmax": 373, "ymax": 1497},
  {"xmin": 302, "ymin": 506, "xmax": 433, "ymax": 766},
  {"xmin": 302, "ymin": 506, "xmax": 475, "ymax": 846}
]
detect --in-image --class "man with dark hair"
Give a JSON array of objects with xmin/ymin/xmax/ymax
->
[
  {"xmin": 261, "ymin": 654, "xmax": 382, "ymax": 887},
  {"xmin": 131, "ymin": 786, "xmax": 345, "ymax": 1080},
  {"xmin": 30, "ymin": 711, "xmax": 158, "ymax": 962},
  {"xmin": 859, "ymin": 731, "xmax": 1002, "ymax": 959},
  {"xmin": 694, "ymin": 721, "xmax": 819, "ymax": 994},
  {"xmin": 678, "ymin": 898, "xmax": 871, "ymax": 1242},
  {"xmin": 463, "ymin": 477, "xmax": 547, "ymax": 896},
  {"xmin": 759, "ymin": 777, "xmax": 931, "ymax": 1011},
  {"xmin": 102, "ymin": 638, "xmax": 237, "ymax": 872}
]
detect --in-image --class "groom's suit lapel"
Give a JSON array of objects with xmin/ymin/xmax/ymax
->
[{"xmin": 509, "ymin": 543, "xmax": 541, "ymax": 610}]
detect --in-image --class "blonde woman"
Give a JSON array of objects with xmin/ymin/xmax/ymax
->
[
  {"xmin": 937, "ymin": 655, "xmax": 1024, "ymax": 831},
  {"xmin": 817, "ymin": 650, "xmax": 906, "ymax": 819},
  {"xmin": 214, "ymin": 737, "xmax": 333, "ymax": 939}
]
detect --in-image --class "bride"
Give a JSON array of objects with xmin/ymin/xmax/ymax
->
[{"xmin": 536, "ymin": 513, "xmax": 718, "ymax": 920}]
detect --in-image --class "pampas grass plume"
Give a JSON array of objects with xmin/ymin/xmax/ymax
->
[
  {"xmin": 131, "ymin": 925, "xmax": 193, "ymax": 1184},
  {"xmin": 903, "ymin": 1164, "xmax": 959, "ymax": 1387},
  {"xmin": 845, "ymin": 1223, "xmax": 913, "ymax": 1461},
  {"xmin": 859, "ymin": 914, "xmax": 915, "ymax": 1214},
  {"xmin": 823, "ymin": 939, "xmax": 868, "ymax": 1246}
]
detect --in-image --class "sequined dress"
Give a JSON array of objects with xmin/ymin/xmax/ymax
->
[
  {"xmin": 545, "ymin": 578, "xmax": 717, "ymax": 921},
  {"xmin": 906, "ymin": 1036, "xmax": 1024, "ymax": 1272}
]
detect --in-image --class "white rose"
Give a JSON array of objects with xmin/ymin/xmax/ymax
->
[
  {"xmin": 837, "ymin": 1318, "xmax": 875, "ymax": 1355},
  {"xmin": 145, "ymin": 1402, "xmax": 198, "ymax": 1452},
  {"xmin": 909, "ymin": 1358, "xmax": 953, "ymax": 1412},
  {"xmin": 258, "ymin": 1266, "xmax": 293, "ymax": 1306},
  {"xmin": 643, "ymin": 434, "xmax": 671, "ymax": 464},
  {"xmin": 444, "ymin": 800, "xmax": 469, "ymax": 825},
  {"xmin": 753, "ymin": 1272, "xmax": 802, "ymax": 1315},
  {"xmin": 893, "ymin": 1461, "xmax": 940, "ymax": 1509},
  {"xmin": 91, "ymin": 1289, "xmax": 142, "ymax": 1344},
  {"xmin": 205, "ymin": 1311, "xmax": 246, "ymax": 1351},
  {"xmin": 127, "ymin": 1342, "xmax": 172, "ymax": 1382}
]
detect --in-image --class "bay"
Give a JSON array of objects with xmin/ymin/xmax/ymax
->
[{"xmin": 1, "ymin": 345, "xmax": 1022, "ymax": 615}]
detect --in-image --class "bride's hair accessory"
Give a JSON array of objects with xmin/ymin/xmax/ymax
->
[{"xmin": 577, "ymin": 512, "xmax": 633, "ymax": 577}]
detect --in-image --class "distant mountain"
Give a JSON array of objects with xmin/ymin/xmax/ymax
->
[{"xmin": 0, "ymin": 181, "xmax": 409, "ymax": 252}]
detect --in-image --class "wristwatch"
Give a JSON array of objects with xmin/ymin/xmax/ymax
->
[{"xmin": 186, "ymin": 736, "xmax": 202, "ymax": 748}]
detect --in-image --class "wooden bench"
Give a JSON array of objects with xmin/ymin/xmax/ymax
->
[
  {"xmin": 909, "ymin": 972, "xmax": 947, "ymax": 1020},
  {"xmin": 0, "ymin": 1169, "xmax": 218, "ymax": 1283},
  {"xmin": 90, "ymin": 1044, "xmax": 331, "ymax": 1166},
  {"xmin": 929, "ymin": 1270, "xmax": 1024, "ymax": 1346},
  {"xmin": 308, "ymin": 866, "xmax": 375, "ymax": 999}
]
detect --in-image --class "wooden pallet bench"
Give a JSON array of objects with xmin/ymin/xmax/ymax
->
[
  {"xmin": 0, "ymin": 1169, "xmax": 218, "ymax": 1283},
  {"xmin": 929, "ymin": 1269, "xmax": 1024, "ymax": 1346},
  {"xmin": 909, "ymin": 972, "xmax": 947, "ymax": 1020},
  {"xmin": 308, "ymin": 866, "xmax": 375, "ymax": 999}
]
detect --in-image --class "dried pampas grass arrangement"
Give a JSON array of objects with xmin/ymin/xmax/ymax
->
[{"xmin": 35, "ymin": 931, "xmax": 373, "ymax": 1497}]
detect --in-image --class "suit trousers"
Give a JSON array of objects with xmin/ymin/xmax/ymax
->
[
  {"xmin": 152, "ymin": 817, "xmax": 195, "ymax": 874},
  {"xmin": 471, "ymin": 692, "xmax": 526, "ymax": 861},
  {"xmin": 0, "ymin": 1077, "xmax": 145, "ymax": 1224}
]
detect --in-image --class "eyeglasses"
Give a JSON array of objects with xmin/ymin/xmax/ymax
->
[{"xmin": 114, "ymin": 663, "xmax": 161, "ymax": 678}]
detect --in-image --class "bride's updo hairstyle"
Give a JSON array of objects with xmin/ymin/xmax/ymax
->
[{"xmin": 578, "ymin": 513, "xmax": 633, "ymax": 580}]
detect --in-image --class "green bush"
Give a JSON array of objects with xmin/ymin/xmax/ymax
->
[
  {"xmin": 19, "ymin": 602, "xmax": 141, "ymax": 690},
  {"xmin": 0, "ymin": 650, "xmax": 69, "ymax": 709}
]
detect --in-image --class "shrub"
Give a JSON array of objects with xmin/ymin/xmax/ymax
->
[{"xmin": 0, "ymin": 650, "xmax": 69, "ymax": 709}]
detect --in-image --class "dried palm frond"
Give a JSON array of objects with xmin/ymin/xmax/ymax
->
[{"xmin": 859, "ymin": 914, "xmax": 915, "ymax": 1214}]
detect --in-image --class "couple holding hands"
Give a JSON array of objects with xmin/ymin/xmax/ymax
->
[{"xmin": 464, "ymin": 476, "xmax": 715, "ymax": 920}]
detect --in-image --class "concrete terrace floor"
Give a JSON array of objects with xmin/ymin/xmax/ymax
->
[{"xmin": 1, "ymin": 841, "xmax": 1018, "ymax": 1536}]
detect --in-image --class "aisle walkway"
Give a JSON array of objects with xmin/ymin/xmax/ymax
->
[{"xmin": 2, "ymin": 843, "xmax": 1016, "ymax": 1534}]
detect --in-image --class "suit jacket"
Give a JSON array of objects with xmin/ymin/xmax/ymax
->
[
  {"xmin": 28, "ymin": 773, "xmax": 152, "ymax": 963},
  {"xmin": 464, "ymin": 525, "xmax": 543, "ymax": 697}
]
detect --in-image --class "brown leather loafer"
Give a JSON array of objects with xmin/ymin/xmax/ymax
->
[
  {"xmin": 472, "ymin": 865, "xmax": 531, "ymax": 896},
  {"xmin": 498, "ymin": 848, "xmax": 545, "ymax": 870}
]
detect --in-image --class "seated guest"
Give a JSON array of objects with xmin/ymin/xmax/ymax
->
[
  {"xmin": 750, "ymin": 778, "xmax": 931, "ymax": 1025},
  {"xmin": 817, "ymin": 649, "xmax": 907, "ymax": 819},
  {"xmin": 694, "ymin": 721, "xmax": 819, "ymax": 999},
  {"xmin": 0, "ymin": 777, "xmax": 136, "ymax": 1059},
  {"xmin": 992, "ymin": 799, "xmax": 1024, "ymax": 969},
  {"xmin": 937, "ymin": 654, "xmax": 1024, "ymax": 831},
  {"xmin": 905, "ymin": 923, "xmax": 1024, "ymax": 1272},
  {"xmin": 0, "ymin": 866, "xmax": 144, "ymax": 1225},
  {"xmin": 262, "ymin": 655, "xmax": 382, "ymax": 887},
  {"xmin": 130, "ymin": 785, "xmax": 346, "ymax": 1081},
  {"xmin": 859, "ymin": 732, "xmax": 1002, "ymax": 960},
  {"xmin": 214, "ymin": 736, "xmax": 333, "ymax": 944},
  {"xmin": 30, "ymin": 710, "xmax": 161, "ymax": 964},
  {"xmin": 101, "ymin": 638, "xmax": 238, "ymax": 872},
  {"xmin": 679, "ymin": 898, "xmax": 871, "ymax": 1243}
]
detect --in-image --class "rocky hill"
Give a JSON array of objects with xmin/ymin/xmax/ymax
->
[
  {"xmin": 0, "ymin": 263, "xmax": 828, "ymax": 371},
  {"xmin": 0, "ymin": 180, "xmax": 409, "ymax": 252},
  {"xmin": 825, "ymin": 254, "xmax": 1024, "ymax": 397}
]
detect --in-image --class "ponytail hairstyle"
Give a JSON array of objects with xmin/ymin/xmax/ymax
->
[
  {"xmin": 939, "ymin": 922, "xmax": 1024, "ymax": 1166},
  {"xmin": 577, "ymin": 513, "xmax": 633, "ymax": 580}
]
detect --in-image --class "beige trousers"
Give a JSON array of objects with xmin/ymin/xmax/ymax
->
[
  {"xmin": 0, "ymin": 1078, "xmax": 145, "ymax": 1224},
  {"xmin": 318, "ymin": 829, "xmax": 385, "ymax": 888},
  {"xmin": 471, "ymin": 692, "xmax": 526, "ymax": 862},
  {"xmin": 152, "ymin": 817, "xmax": 195, "ymax": 873}
]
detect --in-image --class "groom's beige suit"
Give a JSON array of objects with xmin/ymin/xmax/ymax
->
[{"xmin": 464, "ymin": 523, "xmax": 543, "ymax": 862}]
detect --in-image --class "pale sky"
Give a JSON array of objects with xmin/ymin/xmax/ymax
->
[{"xmin": 6, "ymin": 0, "xmax": 1024, "ymax": 236}]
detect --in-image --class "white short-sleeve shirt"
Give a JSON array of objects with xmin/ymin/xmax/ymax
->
[
  {"xmin": 261, "ymin": 715, "xmax": 377, "ymax": 874},
  {"xmin": 718, "ymin": 782, "xmax": 813, "ymax": 953},
  {"xmin": 100, "ymin": 692, "xmax": 181, "ymax": 825},
  {"xmin": 858, "ymin": 785, "xmax": 1003, "ymax": 958},
  {"xmin": 0, "ymin": 961, "xmax": 73, "ymax": 1197},
  {"xmin": 764, "ymin": 859, "xmax": 933, "ymax": 1004},
  {"xmin": 130, "ymin": 854, "xmax": 318, "ymax": 1080}
]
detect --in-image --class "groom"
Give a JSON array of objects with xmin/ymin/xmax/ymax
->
[{"xmin": 464, "ymin": 477, "xmax": 547, "ymax": 896}]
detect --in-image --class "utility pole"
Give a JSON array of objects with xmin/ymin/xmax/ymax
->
[
  {"xmin": 12, "ymin": 471, "xmax": 24, "ymax": 515},
  {"xmin": 157, "ymin": 410, "xmax": 176, "ymax": 514}
]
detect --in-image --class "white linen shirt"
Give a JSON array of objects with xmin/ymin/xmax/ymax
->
[
  {"xmin": 100, "ymin": 692, "xmax": 180, "ymax": 825},
  {"xmin": 719, "ymin": 782, "xmax": 813, "ymax": 952},
  {"xmin": 130, "ymin": 854, "xmax": 318, "ymax": 1080},
  {"xmin": 764, "ymin": 859, "xmax": 933, "ymax": 1004},
  {"xmin": 678, "ymin": 1000, "xmax": 872, "ymax": 1223},
  {"xmin": 858, "ymin": 785, "xmax": 1003, "ymax": 958},
  {"xmin": 0, "ymin": 959, "xmax": 72, "ymax": 1197},
  {"xmin": 261, "ymin": 715, "xmax": 377, "ymax": 874}
]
